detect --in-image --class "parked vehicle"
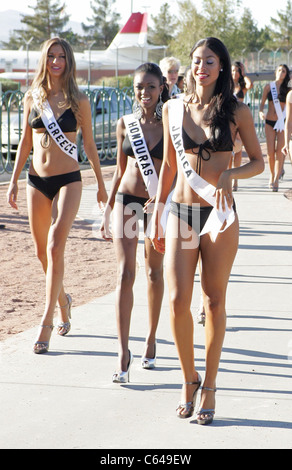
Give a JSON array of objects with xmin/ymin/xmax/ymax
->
[{"xmin": 78, "ymin": 85, "xmax": 133, "ymax": 161}]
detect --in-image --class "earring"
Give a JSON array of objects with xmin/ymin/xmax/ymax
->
[
  {"xmin": 154, "ymin": 93, "xmax": 163, "ymax": 120},
  {"xmin": 220, "ymin": 68, "xmax": 223, "ymax": 72},
  {"xmin": 133, "ymin": 100, "xmax": 143, "ymax": 120}
]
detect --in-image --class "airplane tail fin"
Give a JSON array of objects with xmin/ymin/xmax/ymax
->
[{"xmin": 108, "ymin": 12, "xmax": 148, "ymax": 49}]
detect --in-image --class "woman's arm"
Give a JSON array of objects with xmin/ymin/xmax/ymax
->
[
  {"xmin": 215, "ymin": 102, "xmax": 264, "ymax": 211},
  {"xmin": 6, "ymin": 93, "xmax": 33, "ymax": 210},
  {"xmin": 259, "ymin": 84, "xmax": 269, "ymax": 120},
  {"xmin": 150, "ymin": 102, "xmax": 177, "ymax": 253},
  {"xmin": 282, "ymin": 90, "xmax": 292, "ymax": 160},
  {"xmin": 100, "ymin": 117, "xmax": 128, "ymax": 240},
  {"xmin": 79, "ymin": 95, "xmax": 107, "ymax": 205}
]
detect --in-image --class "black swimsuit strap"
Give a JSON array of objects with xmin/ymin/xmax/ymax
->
[{"xmin": 192, "ymin": 143, "xmax": 212, "ymax": 175}]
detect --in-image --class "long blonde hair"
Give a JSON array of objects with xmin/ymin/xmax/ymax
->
[{"xmin": 29, "ymin": 37, "xmax": 81, "ymax": 125}]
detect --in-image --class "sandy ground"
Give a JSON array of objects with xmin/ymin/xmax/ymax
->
[{"xmin": 0, "ymin": 166, "xmax": 116, "ymax": 341}]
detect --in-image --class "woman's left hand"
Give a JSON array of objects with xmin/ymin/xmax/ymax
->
[
  {"xmin": 97, "ymin": 185, "xmax": 108, "ymax": 210},
  {"xmin": 143, "ymin": 196, "xmax": 155, "ymax": 214},
  {"xmin": 215, "ymin": 170, "xmax": 233, "ymax": 212}
]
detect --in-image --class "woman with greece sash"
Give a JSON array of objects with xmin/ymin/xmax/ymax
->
[
  {"xmin": 100, "ymin": 63, "xmax": 169, "ymax": 382},
  {"xmin": 151, "ymin": 37, "xmax": 264, "ymax": 425},
  {"xmin": 7, "ymin": 38, "xmax": 107, "ymax": 354},
  {"xmin": 259, "ymin": 64, "xmax": 291, "ymax": 191}
]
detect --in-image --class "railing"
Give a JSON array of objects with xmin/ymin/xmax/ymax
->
[{"xmin": 0, "ymin": 84, "xmax": 267, "ymax": 174}]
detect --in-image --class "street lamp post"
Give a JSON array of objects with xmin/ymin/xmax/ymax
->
[
  {"xmin": 88, "ymin": 41, "xmax": 96, "ymax": 85},
  {"xmin": 26, "ymin": 36, "xmax": 34, "ymax": 88}
]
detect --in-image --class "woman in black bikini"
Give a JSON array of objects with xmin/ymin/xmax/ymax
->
[
  {"xmin": 230, "ymin": 61, "xmax": 253, "ymax": 191},
  {"xmin": 151, "ymin": 37, "xmax": 264, "ymax": 425},
  {"xmin": 7, "ymin": 37, "xmax": 107, "ymax": 353},
  {"xmin": 100, "ymin": 63, "xmax": 168, "ymax": 383},
  {"xmin": 259, "ymin": 64, "xmax": 290, "ymax": 191}
]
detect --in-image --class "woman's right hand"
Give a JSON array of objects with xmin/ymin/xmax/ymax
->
[
  {"xmin": 149, "ymin": 209, "xmax": 165, "ymax": 254},
  {"xmin": 7, "ymin": 182, "xmax": 19, "ymax": 210},
  {"xmin": 259, "ymin": 111, "xmax": 266, "ymax": 121}
]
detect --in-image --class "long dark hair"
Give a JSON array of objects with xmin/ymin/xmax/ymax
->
[
  {"xmin": 233, "ymin": 61, "xmax": 246, "ymax": 91},
  {"xmin": 190, "ymin": 37, "xmax": 237, "ymax": 149},
  {"xmin": 134, "ymin": 62, "xmax": 169, "ymax": 104},
  {"xmin": 277, "ymin": 64, "xmax": 291, "ymax": 101}
]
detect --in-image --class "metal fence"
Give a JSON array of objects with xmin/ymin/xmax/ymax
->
[{"xmin": 0, "ymin": 83, "xmax": 266, "ymax": 175}]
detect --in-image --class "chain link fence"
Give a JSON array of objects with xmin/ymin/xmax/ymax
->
[{"xmin": 1, "ymin": 83, "xmax": 267, "ymax": 175}]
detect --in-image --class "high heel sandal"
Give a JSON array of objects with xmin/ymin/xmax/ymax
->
[
  {"xmin": 56, "ymin": 294, "xmax": 72, "ymax": 336},
  {"xmin": 196, "ymin": 386, "xmax": 217, "ymax": 425},
  {"xmin": 141, "ymin": 341, "xmax": 156, "ymax": 369},
  {"xmin": 33, "ymin": 325, "xmax": 54, "ymax": 354},
  {"xmin": 176, "ymin": 373, "xmax": 202, "ymax": 419},
  {"xmin": 112, "ymin": 350, "xmax": 133, "ymax": 383}
]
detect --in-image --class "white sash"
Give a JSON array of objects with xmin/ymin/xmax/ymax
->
[
  {"xmin": 123, "ymin": 113, "xmax": 172, "ymax": 234},
  {"xmin": 32, "ymin": 90, "xmax": 78, "ymax": 161},
  {"xmin": 123, "ymin": 114, "xmax": 158, "ymax": 197},
  {"xmin": 270, "ymin": 81, "xmax": 286, "ymax": 132},
  {"xmin": 168, "ymin": 99, "xmax": 235, "ymax": 242}
]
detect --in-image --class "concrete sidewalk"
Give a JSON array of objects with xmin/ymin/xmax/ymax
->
[{"xmin": 0, "ymin": 162, "xmax": 292, "ymax": 449}]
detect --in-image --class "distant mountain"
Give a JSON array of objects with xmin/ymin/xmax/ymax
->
[{"xmin": 0, "ymin": 9, "xmax": 84, "ymax": 44}]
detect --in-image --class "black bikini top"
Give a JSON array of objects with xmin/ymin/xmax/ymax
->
[
  {"xmin": 122, "ymin": 133, "xmax": 163, "ymax": 161},
  {"xmin": 267, "ymin": 90, "xmax": 286, "ymax": 103},
  {"xmin": 28, "ymin": 107, "xmax": 77, "ymax": 133},
  {"xmin": 235, "ymin": 89, "xmax": 244, "ymax": 99},
  {"xmin": 182, "ymin": 128, "xmax": 233, "ymax": 175}
]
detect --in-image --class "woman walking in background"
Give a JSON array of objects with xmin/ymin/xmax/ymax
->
[
  {"xmin": 230, "ymin": 61, "xmax": 253, "ymax": 191},
  {"xmin": 259, "ymin": 64, "xmax": 290, "ymax": 191},
  {"xmin": 151, "ymin": 37, "xmax": 264, "ymax": 425},
  {"xmin": 7, "ymin": 37, "xmax": 107, "ymax": 354},
  {"xmin": 159, "ymin": 56, "xmax": 181, "ymax": 97},
  {"xmin": 100, "ymin": 63, "xmax": 169, "ymax": 383},
  {"xmin": 282, "ymin": 89, "xmax": 292, "ymax": 164}
]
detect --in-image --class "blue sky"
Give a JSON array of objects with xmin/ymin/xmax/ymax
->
[{"xmin": 0, "ymin": 0, "xmax": 289, "ymax": 29}]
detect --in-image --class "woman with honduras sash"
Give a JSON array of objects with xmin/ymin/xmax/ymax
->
[
  {"xmin": 100, "ymin": 63, "xmax": 169, "ymax": 383},
  {"xmin": 259, "ymin": 64, "xmax": 291, "ymax": 192},
  {"xmin": 150, "ymin": 37, "xmax": 264, "ymax": 425},
  {"xmin": 6, "ymin": 38, "xmax": 107, "ymax": 354}
]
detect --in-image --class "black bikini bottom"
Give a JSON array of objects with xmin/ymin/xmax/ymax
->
[
  {"xmin": 170, "ymin": 200, "xmax": 236, "ymax": 234},
  {"xmin": 27, "ymin": 170, "xmax": 81, "ymax": 200},
  {"xmin": 115, "ymin": 191, "xmax": 149, "ymax": 224},
  {"xmin": 265, "ymin": 119, "xmax": 277, "ymax": 129}
]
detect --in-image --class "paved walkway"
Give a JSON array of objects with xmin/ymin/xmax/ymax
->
[{"xmin": 0, "ymin": 162, "xmax": 292, "ymax": 449}]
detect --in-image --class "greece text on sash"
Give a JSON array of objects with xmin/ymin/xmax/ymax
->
[{"xmin": 47, "ymin": 121, "xmax": 77, "ymax": 156}]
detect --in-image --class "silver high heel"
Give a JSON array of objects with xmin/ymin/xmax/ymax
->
[
  {"xmin": 112, "ymin": 350, "xmax": 133, "ymax": 383},
  {"xmin": 56, "ymin": 294, "xmax": 72, "ymax": 336},
  {"xmin": 33, "ymin": 325, "xmax": 54, "ymax": 354},
  {"xmin": 141, "ymin": 342, "xmax": 156, "ymax": 369},
  {"xmin": 176, "ymin": 373, "xmax": 202, "ymax": 419},
  {"xmin": 196, "ymin": 386, "xmax": 217, "ymax": 425}
]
